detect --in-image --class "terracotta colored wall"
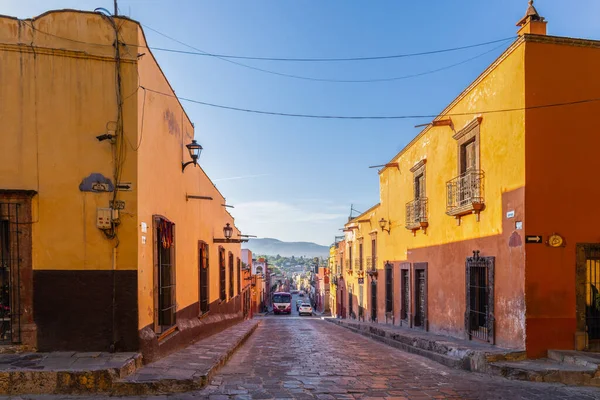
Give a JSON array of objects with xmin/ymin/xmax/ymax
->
[{"xmin": 523, "ymin": 38, "xmax": 600, "ymax": 357}]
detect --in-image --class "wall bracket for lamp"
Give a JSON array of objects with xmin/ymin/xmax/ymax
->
[
  {"xmin": 415, "ymin": 118, "xmax": 454, "ymax": 131},
  {"xmin": 186, "ymin": 194, "xmax": 213, "ymax": 201},
  {"xmin": 368, "ymin": 162, "xmax": 399, "ymax": 171}
]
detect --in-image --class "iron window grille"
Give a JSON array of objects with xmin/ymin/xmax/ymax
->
[
  {"xmin": 359, "ymin": 243, "xmax": 364, "ymax": 271},
  {"xmin": 578, "ymin": 244, "xmax": 600, "ymax": 350},
  {"xmin": 199, "ymin": 242, "xmax": 209, "ymax": 314},
  {"xmin": 385, "ymin": 263, "xmax": 393, "ymax": 314},
  {"xmin": 155, "ymin": 216, "xmax": 176, "ymax": 334},
  {"xmin": 0, "ymin": 203, "xmax": 22, "ymax": 344},
  {"xmin": 371, "ymin": 280, "xmax": 377, "ymax": 322},
  {"xmin": 446, "ymin": 170, "xmax": 485, "ymax": 219},
  {"xmin": 219, "ymin": 248, "xmax": 226, "ymax": 301},
  {"xmin": 405, "ymin": 198, "xmax": 429, "ymax": 231},
  {"xmin": 465, "ymin": 251, "xmax": 494, "ymax": 343},
  {"xmin": 237, "ymin": 258, "xmax": 241, "ymax": 295}
]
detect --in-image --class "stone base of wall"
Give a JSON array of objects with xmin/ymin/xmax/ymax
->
[{"xmin": 139, "ymin": 295, "xmax": 244, "ymax": 363}]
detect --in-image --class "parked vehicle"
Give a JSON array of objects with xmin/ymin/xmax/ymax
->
[
  {"xmin": 299, "ymin": 303, "xmax": 313, "ymax": 316},
  {"xmin": 272, "ymin": 292, "xmax": 292, "ymax": 315}
]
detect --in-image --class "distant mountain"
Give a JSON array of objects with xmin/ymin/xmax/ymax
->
[{"xmin": 243, "ymin": 238, "xmax": 329, "ymax": 258}]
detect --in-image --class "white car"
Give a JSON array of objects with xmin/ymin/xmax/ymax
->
[{"xmin": 299, "ymin": 303, "xmax": 313, "ymax": 316}]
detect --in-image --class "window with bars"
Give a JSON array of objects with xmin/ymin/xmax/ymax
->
[
  {"xmin": 385, "ymin": 263, "xmax": 393, "ymax": 313},
  {"xmin": 219, "ymin": 247, "xmax": 226, "ymax": 301},
  {"xmin": 199, "ymin": 241, "xmax": 209, "ymax": 314},
  {"xmin": 359, "ymin": 243, "xmax": 363, "ymax": 271},
  {"xmin": 237, "ymin": 257, "xmax": 241, "ymax": 295},
  {"xmin": 401, "ymin": 269, "xmax": 409, "ymax": 321},
  {"xmin": 229, "ymin": 252, "xmax": 234, "ymax": 298},
  {"xmin": 154, "ymin": 216, "xmax": 176, "ymax": 334},
  {"xmin": 348, "ymin": 244, "xmax": 353, "ymax": 270}
]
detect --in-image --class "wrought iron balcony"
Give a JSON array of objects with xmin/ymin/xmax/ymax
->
[
  {"xmin": 405, "ymin": 198, "xmax": 428, "ymax": 231},
  {"xmin": 355, "ymin": 258, "xmax": 361, "ymax": 271},
  {"xmin": 446, "ymin": 170, "xmax": 485, "ymax": 220},
  {"xmin": 366, "ymin": 256, "xmax": 378, "ymax": 276}
]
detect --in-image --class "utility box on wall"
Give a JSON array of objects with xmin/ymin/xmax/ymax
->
[{"xmin": 96, "ymin": 208, "xmax": 112, "ymax": 229}]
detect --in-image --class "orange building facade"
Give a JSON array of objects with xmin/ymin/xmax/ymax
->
[
  {"xmin": 0, "ymin": 10, "xmax": 249, "ymax": 361},
  {"xmin": 332, "ymin": 4, "xmax": 600, "ymax": 358}
]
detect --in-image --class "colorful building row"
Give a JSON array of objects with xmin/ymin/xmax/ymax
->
[
  {"xmin": 330, "ymin": 2, "xmax": 600, "ymax": 358},
  {"xmin": 0, "ymin": 10, "xmax": 254, "ymax": 362}
]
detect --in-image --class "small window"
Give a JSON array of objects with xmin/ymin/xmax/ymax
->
[
  {"xmin": 385, "ymin": 263, "xmax": 393, "ymax": 314},
  {"xmin": 237, "ymin": 257, "xmax": 241, "ymax": 295},
  {"xmin": 199, "ymin": 241, "xmax": 209, "ymax": 314},
  {"xmin": 219, "ymin": 247, "xmax": 226, "ymax": 301},
  {"xmin": 348, "ymin": 243, "xmax": 353, "ymax": 270},
  {"xmin": 228, "ymin": 252, "xmax": 234, "ymax": 298},
  {"xmin": 154, "ymin": 216, "xmax": 176, "ymax": 334},
  {"xmin": 359, "ymin": 242, "xmax": 363, "ymax": 271}
]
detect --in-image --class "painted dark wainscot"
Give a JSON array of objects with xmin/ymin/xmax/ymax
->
[
  {"xmin": 406, "ymin": 187, "xmax": 526, "ymax": 351},
  {"xmin": 139, "ymin": 295, "xmax": 243, "ymax": 363},
  {"xmin": 33, "ymin": 270, "xmax": 138, "ymax": 352}
]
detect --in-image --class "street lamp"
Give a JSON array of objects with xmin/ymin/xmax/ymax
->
[
  {"xmin": 182, "ymin": 139, "xmax": 203, "ymax": 172},
  {"xmin": 379, "ymin": 218, "xmax": 390, "ymax": 234},
  {"xmin": 223, "ymin": 223, "xmax": 233, "ymax": 240}
]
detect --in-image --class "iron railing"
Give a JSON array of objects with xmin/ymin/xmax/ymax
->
[
  {"xmin": 446, "ymin": 170, "xmax": 485, "ymax": 215},
  {"xmin": 354, "ymin": 258, "xmax": 361, "ymax": 271},
  {"xmin": 585, "ymin": 245, "xmax": 600, "ymax": 347},
  {"xmin": 0, "ymin": 203, "xmax": 22, "ymax": 344},
  {"xmin": 366, "ymin": 256, "xmax": 378, "ymax": 272},
  {"xmin": 405, "ymin": 198, "xmax": 428, "ymax": 230}
]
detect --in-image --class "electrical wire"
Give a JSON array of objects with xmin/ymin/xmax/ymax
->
[
  {"xmin": 22, "ymin": 21, "xmax": 515, "ymax": 83},
  {"xmin": 141, "ymin": 85, "xmax": 600, "ymax": 120},
  {"xmin": 146, "ymin": 35, "xmax": 517, "ymax": 62},
  {"xmin": 142, "ymin": 24, "xmax": 514, "ymax": 83}
]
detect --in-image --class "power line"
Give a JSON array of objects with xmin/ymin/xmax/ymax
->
[
  {"xmin": 140, "ymin": 85, "xmax": 600, "ymax": 120},
  {"xmin": 141, "ymin": 24, "xmax": 513, "ymax": 83},
  {"xmin": 147, "ymin": 36, "xmax": 517, "ymax": 62},
  {"xmin": 24, "ymin": 20, "xmax": 514, "ymax": 83}
]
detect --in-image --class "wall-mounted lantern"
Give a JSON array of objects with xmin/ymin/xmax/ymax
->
[
  {"xmin": 379, "ymin": 218, "xmax": 390, "ymax": 234},
  {"xmin": 224, "ymin": 223, "xmax": 233, "ymax": 240},
  {"xmin": 214, "ymin": 223, "xmax": 247, "ymax": 244},
  {"xmin": 182, "ymin": 139, "xmax": 203, "ymax": 172}
]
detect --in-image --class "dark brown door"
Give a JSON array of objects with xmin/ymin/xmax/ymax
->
[
  {"xmin": 371, "ymin": 280, "xmax": 377, "ymax": 322},
  {"xmin": 401, "ymin": 270, "xmax": 409, "ymax": 321},
  {"xmin": 199, "ymin": 242, "xmax": 209, "ymax": 314},
  {"xmin": 414, "ymin": 270, "xmax": 426, "ymax": 327}
]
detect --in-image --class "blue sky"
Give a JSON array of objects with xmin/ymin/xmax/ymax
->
[{"xmin": 6, "ymin": 1, "xmax": 600, "ymax": 246}]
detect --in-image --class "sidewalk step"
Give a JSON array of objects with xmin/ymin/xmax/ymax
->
[
  {"xmin": 112, "ymin": 318, "xmax": 261, "ymax": 395},
  {"xmin": 548, "ymin": 349, "xmax": 600, "ymax": 368},
  {"xmin": 0, "ymin": 351, "xmax": 142, "ymax": 395},
  {"xmin": 326, "ymin": 318, "xmax": 524, "ymax": 373},
  {"xmin": 489, "ymin": 358, "xmax": 600, "ymax": 387}
]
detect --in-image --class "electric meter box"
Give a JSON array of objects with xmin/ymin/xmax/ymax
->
[{"xmin": 97, "ymin": 208, "xmax": 112, "ymax": 229}]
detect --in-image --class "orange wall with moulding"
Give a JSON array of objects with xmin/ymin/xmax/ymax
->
[
  {"xmin": 523, "ymin": 37, "xmax": 600, "ymax": 357},
  {"xmin": 135, "ymin": 25, "xmax": 243, "ymax": 332}
]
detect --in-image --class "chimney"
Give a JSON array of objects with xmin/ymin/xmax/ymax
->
[{"xmin": 516, "ymin": 0, "xmax": 547, "ymax": 36}]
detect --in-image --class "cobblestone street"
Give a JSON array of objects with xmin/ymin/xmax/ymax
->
[
  {"xmin": 194, "ymin": 317, "xmax": 599, "ymax": 399},
  {"xmin": 9, "ymin": 316, "xmax": 599, "ymax": 400}
]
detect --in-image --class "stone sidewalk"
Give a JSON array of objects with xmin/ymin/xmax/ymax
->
[
  {"xmin": 0, "ymin": 318, "xmax": 260, "ymax": 396},
  {"xmin": 112, "ymin": 318, "xmax": 261, "ymax": 396},
  {"xmin": 325, "ymin": 318, "xmax": 525, "ymax": 372},
  {"xmin": 326, "ymin": 318, "xmax": 600, "ymax": 388},
  {"xmin": 0, "ymin": 351, "xmax": 141, "ymax": 395}
]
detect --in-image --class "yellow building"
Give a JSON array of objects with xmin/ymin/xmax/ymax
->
[
  {"xmin": 339, "ymin": 3, "xmax": 600, "ymax": 358},
  {"xmin": 0, "ymin": 10, "xmax": 247, "ymax": 361}
]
